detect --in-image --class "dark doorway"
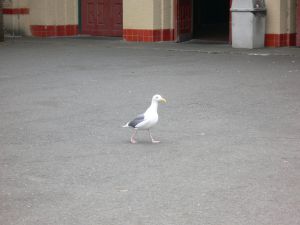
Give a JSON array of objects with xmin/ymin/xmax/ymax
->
[{"xmin": 193, "ymin": 0, "xmax": 230, "ymax": 43}]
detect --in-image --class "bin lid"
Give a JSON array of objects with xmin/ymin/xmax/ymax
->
[{"xmin": 231, "ymin": 0, "xmax": 266, "ymax": 12}]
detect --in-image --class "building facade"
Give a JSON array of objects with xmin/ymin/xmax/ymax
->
[{"xmin": 2, "ymin": 0, "xmax": 300, "ymax": 47}]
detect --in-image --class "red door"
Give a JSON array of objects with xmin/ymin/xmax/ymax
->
[
  {"xmin": 176, "ymin": 0, "xmax": 192, "ymax": 42},
  {"xmin": 81, "ymin": 0, "xmax": 123, "ymax": 37}
]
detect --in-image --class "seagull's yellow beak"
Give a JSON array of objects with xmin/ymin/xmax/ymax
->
[{"xmin": 160, "ymin": 97, "xmax": 167, "ymax": 103}]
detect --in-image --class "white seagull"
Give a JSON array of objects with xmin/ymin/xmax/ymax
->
[{"xmin": 123, "ymin": 94, "xmax": 167, "ymax": 144}]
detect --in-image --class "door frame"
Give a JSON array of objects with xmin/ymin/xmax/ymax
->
[
  {"xmin": 174, "ymin": 0, "xmax": 193, "ymax": 42},
  {"xmin": 173, "ymin": 0, "xmax": 178, "ymax": 41},
  {"xmin": 78, "ymin": 0, "xmax": 82, "ymax": 33},
  {"xmin": 297, "ymin": 0, "xmax": 300, "ymax": 46}
]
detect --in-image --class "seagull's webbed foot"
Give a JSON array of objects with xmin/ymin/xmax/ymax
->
[
  {"xmin": 148, "ymin": 130, "xmax": 160, "ymax": 144},
  {"xmin": 131, "ymin": 137, "xmax": 137, "ymax": 144},
  {"xmin": 151, "ymin": 139, "xmax": 160, "ymax": 144}
]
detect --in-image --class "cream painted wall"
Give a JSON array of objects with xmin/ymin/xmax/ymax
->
[
  {"xmin": 286, "ymin": 0, "xmax": 296, "ymax": 33},
  {"xmin": 124, "ymin": 0, "xmax": 174, "ymax": 30},
  {"xmin": 12, "ymin": 0, "xmax": 29, "ymax": 8},
  {"xmin": 29, "ymin": 0, "xmax": 46, "ymax": 25},
  {"xmin": 30, "ymin": 0, "xmax": 77, "ymax": 26},
  {"xmin": 2, "ymin": 0, "xmax": 13, "ymax": 8},
  {"xmin": 265, "ymin": 0, "xmax": 296, "ymax": 34},
  {"xmin": 153, "ymin": 0, "xmax": 173, "ymax": 29},
  {"xmin": 265, "ymin": 0, "xmax": 281, "ymax": 34},
  {"xmin": 3, "ymin": 0, "xmax": 29, "ymax": 8},
  {"xmin": 4, "ymin": 0, "xmax": 78, "ymax": 36},
  {"xmin": 123, "ymin": 0, "xmax": 154, "ymax": 29}
]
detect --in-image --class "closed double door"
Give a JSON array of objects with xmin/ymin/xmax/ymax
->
[{"xmin": 81, "ymin": 0, "xmax": 123, "ymax": 36}]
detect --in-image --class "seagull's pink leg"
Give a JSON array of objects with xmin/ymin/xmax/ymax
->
[
  {"xmin": 148, "ymin": 130, "xmax": 160, "ymax": 143},
  {"xmin": 131, "ymin": 130, "xmax": 137, "ymax": 144}
]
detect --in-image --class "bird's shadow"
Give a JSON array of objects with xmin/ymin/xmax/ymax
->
[
  {"xmin": 121, "ymin": 140, "xmax": 155, "ymax": 145},
  {"xmin": 121, "ymin": 138, "xmax": 172, "ymax": 146}
]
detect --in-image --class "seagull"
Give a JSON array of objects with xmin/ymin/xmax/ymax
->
[{"xmin": 123, "ymin": 94, "xmax": 166, "ymax": 144}]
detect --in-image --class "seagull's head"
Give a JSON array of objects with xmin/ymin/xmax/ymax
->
[{"xmin": 152, "ymin": 94, "xmax": 167, "ymax": 103}]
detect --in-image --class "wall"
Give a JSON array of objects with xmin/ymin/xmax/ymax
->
[
  {"xmin": 2, "ymin": 0, "xmax": 299, "ymax": 46},
  {"xmin": 2, "ymin": 0, "xmax": 30, "ymax": 36},
  {"xmin": 123, "ymin": 0, "xmax": 154, "ymax": 29},
  {"xmin": 30, "ymin": 0, "xmax": 78, "ymax": 37},
  {"xmin": 123, "ymin": 0, "xmax": 174, "ymax": 42},
  {"xmin": 265, "ymin": 0, "xmax": 297, "ymax": 46},
  {"xmin": 3, "ymin": 0, "xmax": 78, "ymax": 37},
  {"xmin": 153, "ymin": 0, "xmax": 173, "ymax": 30}
]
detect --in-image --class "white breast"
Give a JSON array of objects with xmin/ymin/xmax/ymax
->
[{"xmin": 136, "ymin": 111, "xmax": 158, "ymax": 130}]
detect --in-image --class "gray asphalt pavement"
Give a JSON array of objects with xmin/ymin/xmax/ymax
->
[{"xmin": 1, "ymin": 37, "xmax": 300, "ymax": 225}]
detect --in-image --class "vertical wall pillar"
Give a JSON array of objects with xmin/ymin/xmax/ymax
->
[
  {"xmin": 123, "ymin": 0, "xmax": 174, "ymax": 42},
  {"xmin": 2, "ymin": 0, "xmax": 30, "ymax": 36},
  {"xmin": 297, "ymin": 0, "xmax": 300, "ymax": 46},
  {"xmin": 0, "ymin": 1, "xmax": 4, "ymax": 41},
  {"xmin": 265, "ymin": 0, "xmax": 297, "ymax": 47}
]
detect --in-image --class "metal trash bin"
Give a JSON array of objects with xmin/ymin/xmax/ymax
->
[{"xmin": 231, "ymin": 0, "xmax": 266, "ymax": 48}]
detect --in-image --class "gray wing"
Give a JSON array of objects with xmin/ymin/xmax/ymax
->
[{"xmin": 128, "ymin": 114, "xmax": 145, "ymax": 128}]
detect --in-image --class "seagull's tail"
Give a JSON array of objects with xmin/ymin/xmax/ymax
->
[{"xmin": 122, "ymin": 122, "xmax": 129, "ymax": 128}]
